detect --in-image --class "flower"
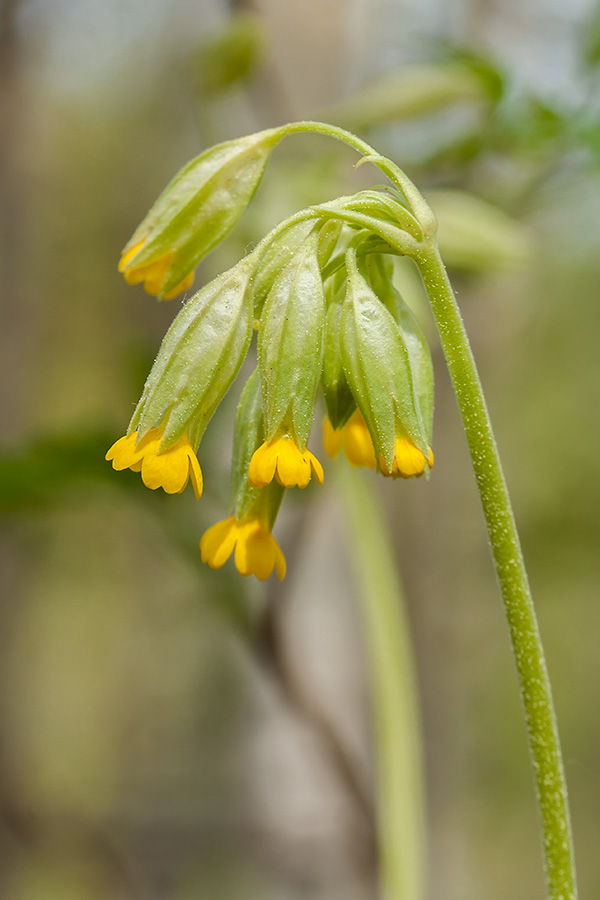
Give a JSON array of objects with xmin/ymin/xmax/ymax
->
[
  {"xmin": 247, "ymin": 436, "xmax": 324, "ymax": 489},
  {"xmin": 323, "ymin": 410, "xmax": 377, "ymax": 469},
  {"xmin": 200, "ymin": 514, "xmax": 286, "ymax": 581},
  {"xmin": 379, "ymin": 436, "xmax": 434, "ymax": 479},
  {"xmin": 118, "ymin": 240, "xmax": 195, "ymax": 300},
  {"xmin": 105, "ymin": 428, "xmax": 203, "ymax": 498}
]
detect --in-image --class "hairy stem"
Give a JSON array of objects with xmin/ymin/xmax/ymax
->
[
  {"xmin": 340, "ymin": 467, "xmax": 426, "ymax": 900},
  {"xmin": 414, "ymin": 243, "xmax": 577, "ymax": 900}
]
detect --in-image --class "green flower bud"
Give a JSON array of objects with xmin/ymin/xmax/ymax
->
[
  {"xmin": 119, "ymin": 128, "xmax": 282, "ymax": 300},
  {"xmin": 360, "ymin": 252, "xmax": 434, "ymax": 443},
  {"xmin": 317, "ymin": 219, "xmax": 343, "ymax": 269},
  {"xmin": 340, "ymin": 249, "xmax": 432, "ymax": 472},
  {"xmin": 252, "ymin": 219, "xmax": 317, "ymax": 319},
  {"xmin": 130, "ymin": 255, "xmax": 257, "ymax": 450},
  {"xmin": 258, "ymin": 231, "xmax": 326, "ymax": 449}
]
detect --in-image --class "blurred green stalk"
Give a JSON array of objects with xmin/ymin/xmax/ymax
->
[{"xmin": 340, "ymin": 467, "xmax": 426, "ymax": 900}]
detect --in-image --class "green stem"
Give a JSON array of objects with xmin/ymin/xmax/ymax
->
[
  {"xmin": 340, "ymin": 466, "xmax": 426, "ymax": 900},
  {"xmin": 413, "ymin": 243, "xmax": 577, "ymax": 900}
]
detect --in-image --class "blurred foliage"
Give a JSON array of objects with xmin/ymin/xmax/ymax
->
[
  {"xmin": 1, "ymin": 1, "xmax": 600, "ymax": 899},
  {"xmin": 191, "ymin": 13, "xmax": 266, "ymax": 95}
]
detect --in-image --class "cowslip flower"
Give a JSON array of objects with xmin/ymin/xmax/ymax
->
[
  {"xmin": 200, "ymin": 513, "xmax": 286, "ymax": 581},
  {"xmin": 118, "ymin": 241, "xmax": 194, "ymax": 300},
  {"xmin": 249, "ymin": 231, "xmax": 326, "ymax": 490},
  {"xmin": 118, "ymin": 129, "xmax": 283, "ymax": 300},
  {"xmin": 105, "ymin": 428, "xmax": 203, "ymax": 498},
  {"xmin": 200, "ymin": 369, "xmax": 288, "ymax": 580},
  {"xmin": 248, "ymin": 436, "xmax": 324, "ymax": 489},
  {"xmin": 323, "ymin": 410, "xmax": 377, "ymax": 469},
  {"xmin": 339, "ymin": 247, "xmax": 434, "ymax": 477},
  {"xmin": 379, "ymin": 437, "xmax": 434, "ymax": 479}
]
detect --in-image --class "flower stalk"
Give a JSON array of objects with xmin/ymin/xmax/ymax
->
[{"xmin": 413, "ymin": 243, "xmax": 577, "ymax": 900}]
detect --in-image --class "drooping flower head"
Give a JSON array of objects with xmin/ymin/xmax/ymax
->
[{"xmin": 109, "ymin": 123, "xmax": 437, "ymax": 580}]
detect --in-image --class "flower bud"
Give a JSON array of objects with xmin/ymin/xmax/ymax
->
[
  {"xmin": 340, "ymin": 249, "xmax": 432, "ymax": 471},
  {"xmin": 257, "ymin": 231, "xmax": 326, "ymax": 449},
  {"xmin": 361, "ymin": 253, "xmax": 434, "ymax": 443},
  {"xmin": 252, "ymin": 219, "xmax": 316, "ymax": 318},
  {"xmin": 119, "ymin": 128, "xmax": 282, "ymax": 299},
  {"xmin": 130, "ymin": 255, "xmax": 257, "ymax": 450},
  {"xmin": 200, "ymin": 368, "xmax": 287, "ymax": 581}
]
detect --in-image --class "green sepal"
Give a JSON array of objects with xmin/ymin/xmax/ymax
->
[
  {"xmin": 129, "ymin": 255, "xmax": 257, "ymax": 449},
  {"xmin": 317, "ymin": 219, "xmax": 343, "ymax": 269},
  {"xmin": 360, "ymin": 253, "xmax": 434, "ymax": 443},
  {"xmin": 229, "ymin": 367, "xmax": 263, "ymax": 517},
  {"xmin": 315, "ymin": 189, "xmax": 422, "ymax": 241},
  {"xmin": 391, "ymin": 294, "xmax": 434, "ymax": 445},
  {"xmin": 258, "ymin": 232, "xmax": 326, "ymax": 448},
  {"xmin": 357, "ymin": 253, "xmax": 433, "ymax": 444},
  {"xmin": 321, "ymin": 286, "xmax": 356, "ymax": 429},
  {"xmin": 122, "ymin": 128, "xmax": 282, "ymax": 296},
  {"xmin": 358, "ymin": 252, "xmax": 396, "ymax": 310},
  {"xmin": 252, "ymin": 219, "xmax": 316, "ymax": 319},
  {"xmin": 340, "ymin": 250, "xmax": 429, "ymax": 467},
  {"xmin": 229, "ymin": 369, "xmax": 286, "ymax": 525}
]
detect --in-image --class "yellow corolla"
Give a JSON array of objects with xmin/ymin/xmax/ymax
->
[
  {"xmin": 247, "ymin": 436, "xmax": 324, "ymax": 489},
  {"xmin": 323, "ymin": 410, "xmax": 377, "ymax": 469},
  {"xmin": 200, "ymin": 514, "xmax": 286, "ymax": 581},
  {"xmin": 118, "ymin": 240, "xmax": 195, "ymax": 300},
  {"xmin": 379, "ymin": 437, "xmax": 434, "ymax": 479},
  {"xmin": 105, "ymin": 428, "xmax": 203, "ymax": 498}
]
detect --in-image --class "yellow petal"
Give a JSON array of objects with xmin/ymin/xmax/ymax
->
[
  {"xmin": 118, "ymin": 239, "xmax": 145, "ymax": 272},
  {"xmin": 187, "ymin": 450, "xmax": 204, "ymax": 499},
  {"xmin": 275, "ymin": 441, "xmax": 310, "ymax": 488},
  {"xmin": 343, "ymin": 413, "xmax": 377, "ymax": 468},
  {"xmin": 234, "ymin": 520, "xmax": 286, "ymax": 581},
  {"xmin": 307, "ymin": 449, "xmax": 324, "ymax": 485},
  {"xmin": 322, "ymin": 417, "xmax": 343, "ymax": 459},
  {"xmin": 381, "ymin": 437, "xmax": 429, "ymax": 479},
  {"xmin": 248, "ymin": 441, "xmax": 279, "ymax": 488},
  {"xmin": 140, "ymin": 443, "xmax": 188, "ymax": 493},
  {"xmin": 162, "ymin": 270, "xmax": 195, "ymax": 301},
  {"xmin": 200, "ymin": 517, "xmax": 238, "ymax": 569}
]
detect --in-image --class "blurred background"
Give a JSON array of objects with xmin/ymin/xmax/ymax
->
[{"xmin": 1, "ymin": 0, "xmax": 600, "ymax": 897}]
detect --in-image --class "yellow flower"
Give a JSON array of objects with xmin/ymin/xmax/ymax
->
[
  {"xmin": 247, "ymin": 436, "xmax": 324, "ymax": 489},
  {"xmin": 323, "ymin": 411, "xmax": 377, "ymax": 469},
  {"xmin": 118, "ymin": 240, "xmax": 195, "ymax": 300},
  {"xmin": 105, "ymin": 428, "xmax": 203, "ymax": 498},
  {"xmin": 200, "ymin": 514, "xmax": 286, "ymax": 581},
  {"xmin": 379, "ymin": 437, "xmax": 434, "ymax": 479}
]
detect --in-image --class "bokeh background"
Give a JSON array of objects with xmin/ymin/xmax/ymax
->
[{"xmin": 1, "ymin": 0, "xmax": 600, "ymax": 898}]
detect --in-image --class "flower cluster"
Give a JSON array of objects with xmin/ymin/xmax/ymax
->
[{"xmin": 107, "ymin": 126, "xmax": 434, "ymax": 580}]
